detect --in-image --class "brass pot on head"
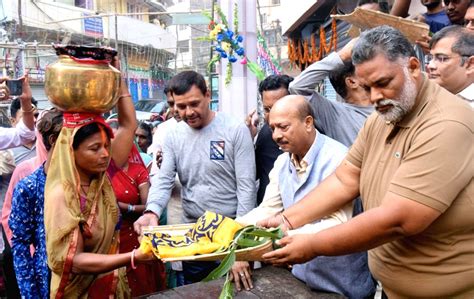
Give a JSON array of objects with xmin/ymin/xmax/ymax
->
[{"xmin": 45, "ymin": 46, "xmax": 121, "ymax": 113}]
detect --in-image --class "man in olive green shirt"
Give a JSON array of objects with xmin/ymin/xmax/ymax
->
[{"xmin": 261, "ymin": 26, "xmax": 473, "ymax": 298}]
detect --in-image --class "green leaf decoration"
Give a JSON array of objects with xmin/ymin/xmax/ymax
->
[
  {"xmin": 236, "ymin": 237, "xmax": 266, "ymax": 248},
  {"xmin": 207, "ymin": 54, "xmax": 221, "ymax": 73},
  {"xmin": 196, "ymin": 36, "xmax": 214, "ymax": 42},
  {"xmin": 202, "ymin": 246, "xmax": 236, "ymax": 282},
  {"xmin": 267, "ymin": 227, "xmax": 285, "ymax": 240},
  {"xmin": 201, "ymin": 225, "xmax": 283, "ymax": 299},
  {"xmin": 245, "ymin": 229, "xmax": 282, "ymax": 240},
  {"xmin": 202, "ymin": 10, "xmax": 213, "ymax": 21},
  {"xmin": 246, "ymin": 61, "xmax": 265, "ymax": 81},
  {"xmin": 225, "ymin": 62, "xmax": 233, "ymax": 86},
  {"xmin": 257, "ymin": 31, "xmax": 283, "ymax": 72},
  {"xmin": 233, "ymin": 3, "xmax": 239, "ymax": 36},
  {"xmin": 216, "ymin": 5, "xmax": 229, "ymax": 27},
  {"xmin": 218, "ymin": 274, "xmax": 234, "ymax": 299},
  {"xmin": 232, "ymin": 225, "xmax": 257, "ymax": 238}
]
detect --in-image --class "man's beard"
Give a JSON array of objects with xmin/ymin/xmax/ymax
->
[{"xmin": 375, "ymin": 68, "xmax": 417, "ymax": 123}]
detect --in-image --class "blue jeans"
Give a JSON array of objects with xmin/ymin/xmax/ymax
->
[{"xmin": 176, "ymin": 271, "xmax": 185, "ymax": 287}]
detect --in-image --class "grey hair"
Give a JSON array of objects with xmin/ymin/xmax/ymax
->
[
  {"xmin": 430, "ymin": 25, "xmax": 474, "ymax": 64},
  {"xmin": 352, "ymin": 25, "xmax": 416, "ymax": 65}
]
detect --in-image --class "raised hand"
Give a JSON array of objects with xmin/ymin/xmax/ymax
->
[
  {"xmin": 337, "ymin": 38, "xmax": 359, "ymax": 61},
  {"xmin": 244, "ymin": 108, "xmax": 258, "ymax": 138}
]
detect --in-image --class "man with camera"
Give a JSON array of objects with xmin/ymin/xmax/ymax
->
[{"xmin": 0, "ymin": 76, "xmax": 35, "ymax": 150}]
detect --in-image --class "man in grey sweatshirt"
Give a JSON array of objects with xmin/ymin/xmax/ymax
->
[{"xmin": 134, "ymin": 70, "xmax": 256, "ymax": 284}]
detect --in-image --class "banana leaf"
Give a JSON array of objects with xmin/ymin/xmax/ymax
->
[
  {"xmin": 236, "ymin": 237, "xmax": 266, "ymax": 248},
  {"xmin": 202, "ymin": 226, "xmax": 283, "ymax": 299},
  {"xmin": 245, "ymin": 228, "xmax": 283, "ymax": 240},
  {"xmin": 218, "ymin": 275, "xmax": 234, "ymax": 299},
  {"xmin": 232, "ymin": 225, "xmax": 257, "ymax": 237},
  {"xmin": 202, "ymin": 247, "xmax": 236, "ymax": 282}
]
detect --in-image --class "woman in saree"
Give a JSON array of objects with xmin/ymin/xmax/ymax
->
[
  {"xmin": 44, "ymin": 58, "xmax": 154, "ymax": 298},
  {"xmin": 107, "ymin": 119, "xmax": 166, "ymax": 297},
  {"xmin": 9, "ymin": 109, "xmax": 62, "ymax": 299},
  {"xmin": 1, "ymin": 110, "xmax": 50, "ymax": 299}
]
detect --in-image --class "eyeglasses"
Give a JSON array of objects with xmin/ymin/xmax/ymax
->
[{"xmin": 424, "ymin": 53, "xmax": 468, "ymax": 64}]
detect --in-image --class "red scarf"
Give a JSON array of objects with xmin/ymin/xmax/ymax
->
[{"xmin": 63, "ymin": 112, "xmax": 114, "ymax": 138}]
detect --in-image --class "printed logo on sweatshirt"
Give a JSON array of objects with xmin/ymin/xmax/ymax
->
[{"xmin": 210, "ymin": 140, "xmax": 225, "ymax": 160}]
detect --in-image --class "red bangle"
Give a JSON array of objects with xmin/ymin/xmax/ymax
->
[
  {"xmin": 131, "ymin": 249, "xmax": 137, "ymax": 269},
  {"xmin": 280, "ymin": 213, "xmax": 294, "ymax": 230}
]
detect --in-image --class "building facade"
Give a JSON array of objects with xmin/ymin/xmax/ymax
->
[
  {"xmin": 167, "ymin": 0, "xmax": 212, "ymax": 75},
  {"xmin": 0, "ymin": 0, "xmax": 176, "ymax": 108}
]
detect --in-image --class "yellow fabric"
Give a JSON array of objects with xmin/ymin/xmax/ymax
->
[
  {"xmin": 44, "ymin": 125, "xmax": 130, "ymax": 298},
  {"xmin": 140, "ymin": 211, "xmax": 243, "ymax": 259}
]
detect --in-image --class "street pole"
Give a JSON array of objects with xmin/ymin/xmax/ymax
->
[
  {"xmin": 114, "ymin": 14, "xmax": 118, "ymax": 50},
  {"xmin": 18, "ymin": 0, "xmax": 23, "ymax": 39},
  {"xmin": 209, "ymin": 0, "xmax": 215, "ymax": 102},
  {"xmin": 218, "ymin": 0, "xmax": 257, "ymax": 119},
  {"xmin": 274, "ymin": 19, "xmax": 281, "ymax": 65},
  {"xmin": 174, "ymin": 25, "xmax": 178, "ymax": 72},
  {"xmin": 114, "ymin": 3, "xmax": 118, "ymax": 51},
  {"xmin": 256, "ymin": 0, "xmax": 264, "ymax": 34}
]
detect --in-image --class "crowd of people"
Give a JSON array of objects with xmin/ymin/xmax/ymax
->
[{"xmin": 0, "ymin": 0, "xmax": 472, "ymax": 298}]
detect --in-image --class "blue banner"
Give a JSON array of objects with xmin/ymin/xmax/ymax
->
[{"xmin": 83, "ymin": 14, "xmax": 103, "ymax": 37}]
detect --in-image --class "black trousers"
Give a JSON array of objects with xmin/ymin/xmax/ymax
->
[
  {"xmin": 182, "ymin": 261, "xmax": 220, "ymax": 285},
  {"xmin": 1, "ymin": 225, "xmax": 20, "ymax": 299}
]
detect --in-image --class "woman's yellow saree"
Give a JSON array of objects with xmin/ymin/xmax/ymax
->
[{"xmin": 44, "ymin": 113, "xmax": 130, "ymax": 298}]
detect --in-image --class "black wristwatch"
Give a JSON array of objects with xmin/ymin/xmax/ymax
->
[{"xmin": 143, "ymin": 210, "xmax": 158, "ymax": 217}]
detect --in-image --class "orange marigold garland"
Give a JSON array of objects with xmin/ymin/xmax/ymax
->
[
  {"xmin": 297, "ymin": 40, "xmax": 303, "ymax": 66},
  {"xmin": 332, "ymin": 18, "xmax": 338, "ymax": 51},
  {"xmin": 288, "ymin": 18, "xmax": 338, "ymax": 68},
  {"xmin": 302, "ymin": 39, "xmax": 311, "ymax": 67},
  {"xmin": 292, "ymin": 39, "xmax": 298, "ymax": 68},
  {"xmin": 287, "ymin": 39, "xmax": 296, "ymax": 69},
  {"xmin": 321, "ymin": 18, "xmax": 338, "ymax": 54}
]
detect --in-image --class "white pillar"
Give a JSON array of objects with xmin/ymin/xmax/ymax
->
[{"xmin": 217, "ymin": 0, "xmax": 257, "ymax": 120}]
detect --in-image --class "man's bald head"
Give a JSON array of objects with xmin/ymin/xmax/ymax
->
[
  {"xmin": 271, "ymin": 95, "xmax": 315, "ymax": 121},
  {"xmin": 269, "ymin": 95, "xmax": 316, "ymax": 159}
]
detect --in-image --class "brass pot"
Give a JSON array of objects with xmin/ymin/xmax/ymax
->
[{"xmin": 45, "ymin": 55, "xmax": 121, "ymax": 113}]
